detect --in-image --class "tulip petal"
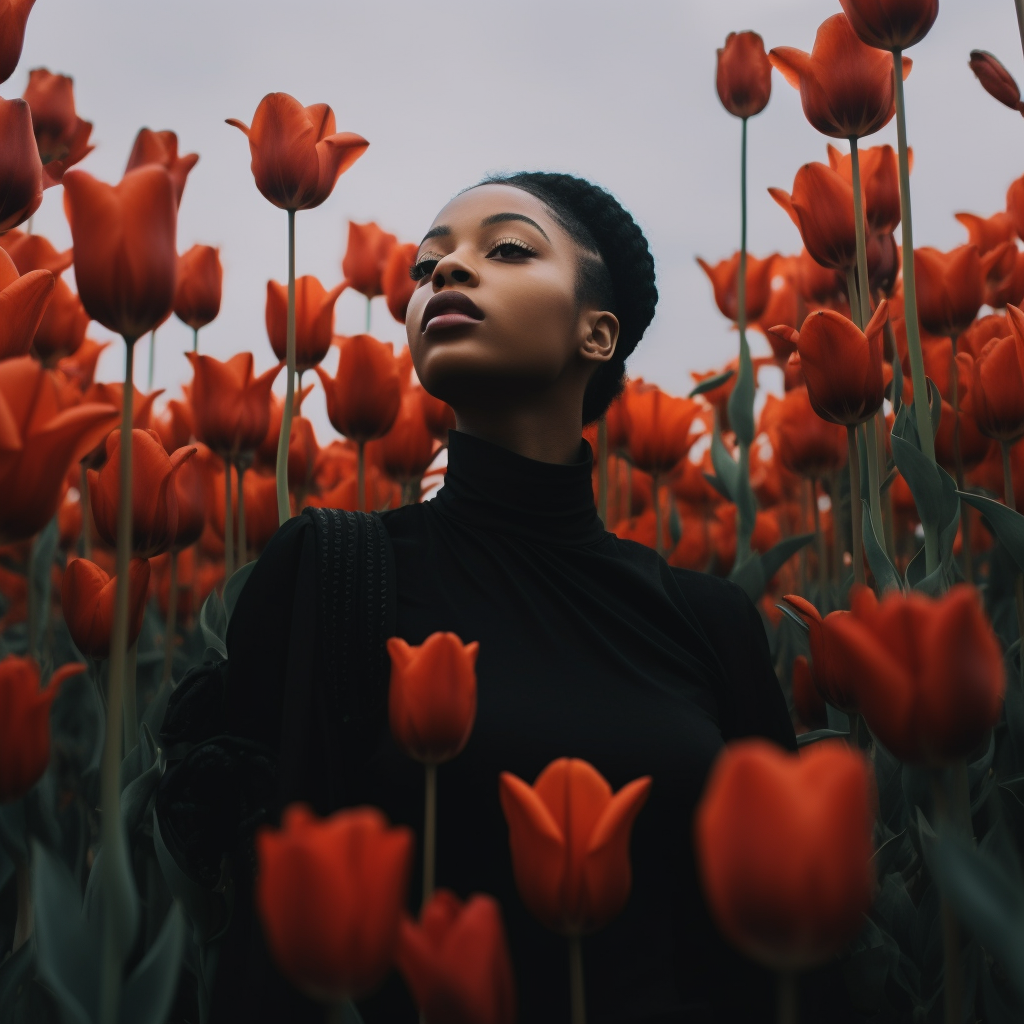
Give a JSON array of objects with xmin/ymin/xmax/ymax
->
[
  {"xmin": 768, "ymin": 47, "xmax": 809, "ymax": 90},
  {"xmin": 0, "ymin": 267, "xmax": 54, "ymax": 360}
]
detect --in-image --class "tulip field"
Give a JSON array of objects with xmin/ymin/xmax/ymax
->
[{"xmin": 7, "ymin": 0, "xmax": 1024, "ymax": 1022}]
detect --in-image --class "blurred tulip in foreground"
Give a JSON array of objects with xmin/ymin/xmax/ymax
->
[
  {"xmin": 0, "ymin": 0, "xmax": 36, "ymax": 84},
  {"xmin": 715, "ymin": 31, "xmax": 772, "ymax": 119},
  {"xmin": 0, "ymin": 97, "xmax": 42, "ymax": 231},
  {"xmin": 265, "ymin": 275, "xmax": 344, "ymax": 371},
  {"xmin": 0, "ymin": 247, "xmax": 54, "ymax": 361},
  {"xmin": 343, "ymin": 221, "xmax": 398, "ymax": 300},
  {"xmin": 382, "ymin": 241, "xmax": 419, "ymax": 323},
  {"xmin": 32, "ymin": 277, "xmax": 88, "ymax": 363},
  {"xmin": 22, "ymin": 68, "xmax": 93, "ymax": 186},
  {"xmin": 62, "ymin": 557, "xmax": 151, "ymax": 658},
  {"xmin": 839, "ymin": 0, "xmax": 938, "ymax": 50},
  {"xmin": 625, "ymin": 386, "xmax": 701, "ymax": 475}
]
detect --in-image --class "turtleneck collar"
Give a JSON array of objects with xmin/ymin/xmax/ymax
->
[{"xmin": 433, "ymin": 430, "xmax": 606, "ymax": 546}]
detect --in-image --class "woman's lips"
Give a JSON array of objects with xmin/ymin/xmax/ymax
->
[
  {"xmin": 420, "ymin": 290, "xmax": 485, "ymax": 334},
  {"xmin": 423, "ymin": 312, "xmax": 483, "ymax": 334}
]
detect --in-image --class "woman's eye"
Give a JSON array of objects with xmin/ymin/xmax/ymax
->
[
  {"xmin": 409, "ymin": 259, "xmax": 438, "ymax": 282},
  {"xmin": 488, "ymin": 239, "xmax": 536, "ymax": 260}
]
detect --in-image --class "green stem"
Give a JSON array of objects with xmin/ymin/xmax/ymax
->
[
  {"xmin": 892, "ymin": 47, "xmax": 939, "ymax": 575},
  {"xmin": 597, "ymin": 416, "xmax": 608, "ymax": 524},
  {"xmin": 358, "ymin": 441, "xmax": 366, "ymax": 513},
  {"xmin": 237, "ymin": 462, "xmax": 247, "ymax": 568},
  {"xmin": 864, "ymin": 417, "xmax": 885, "ymax": 551},
  {"xmin": 422, "ymin": 762, "xmax": 437, "ymax": 909},
  {"xmin": 812, "ymin": 479, "xmax": 828, "ymax": 596},
  {"xmin": 848, "ymin": 138, "xmax": 872, "ymax": 330},
  {"xmin": 160, "ymin": 549, "xmax": 178, "ymax": 689},
  {"xmin": 192, "ymin": 326, "xmax": 199, "ymax": 354},
  {"xmin": 846, "ymin": 268, "xmax": 863, "ymax": 330},
  {"xmin": 949, "ymin": 334, "xmax": 971, "ymax": 583},
  {"xmin": 98, "ymin": 338, "xmax": 137, "ymax": 1024},
  {"xmin": 365, "ymin": 295, "xmax": 372, "ymax": 333},
  {"xmin": 223, "ymin": 457, "xmax": 234, "ymax": 582},
  {"xmin": 738, "ymin": 116, "xmax": 748, "ymax": 342},
  {"xmin": 569, "ymin": 935, "xmax": 586, "ymax": 1024},
  {"xmin": 146, "ymin": 329, "xmax": 156, "ymax": 392},
  {"xmin": 123, "ymin": 638, "xmax": 138, "ymax": 754},
  {"xmin": 877, "ymin": 408, "xmax": 897, "ymax": 561},
  {"xmin": 12, "ymin": 857, "xmax": 31, "ymax": 953},
  {"xmin": 1015, "ymin": 0, "xmax": 1024, "ymax": 63},
  {"xmin": 777, "ymin": 971, "xmax": 798, "ymax": 1024},
  {"xmin": 275, "ymin": 209, "xmax": 296, "ymax": 525},
  {"xmin": 736, "ymin": 443, "xmax": 753, "ymax": 568},
  {"xmin": 847, "ymin": 427, "xmax": 865, "ymax": 585}
]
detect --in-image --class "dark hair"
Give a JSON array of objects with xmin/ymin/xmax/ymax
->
[{"xmin": 477, "ymin": 171, "xmax": 658, "ymax": 423}]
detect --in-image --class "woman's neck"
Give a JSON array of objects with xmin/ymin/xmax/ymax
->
[{"xmin": 454, "ymin": 401, "xmax": 584, "ymax": 465}]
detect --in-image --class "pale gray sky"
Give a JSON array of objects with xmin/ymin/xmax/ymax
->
[{"xmin": 4, "ymin": 0, "xmax": 1022, "ymax": 443}]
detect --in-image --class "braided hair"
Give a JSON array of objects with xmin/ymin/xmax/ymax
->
[{"xmin": 478, "ymin": 171, "xmax": 658, "ymax": 424}]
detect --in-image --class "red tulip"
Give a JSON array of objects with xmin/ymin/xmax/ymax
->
[
  {"xmin": 308, "ymin": 464, "xmax": 400, "ymax": 514},
  {"xmin": 62, "ymin": 557, "xmax": 151, "ymax": 658},
  {"xmin": 770, "ymin": 163, "xmax": 861, "ymax": 271},
  {"xmin": 82, "ymin": 382, "xmax": 161, "ymax": 434},
  {"xmin": 935, "ymin": 399, "xmax": 989, "ymax": 472},
  {"xmin": 696, "ymin": 251, "xmax": 776, "ymax": 322},
  {"xmin": 174, "ymin": 245, "xmax": 222, "ymax": 332},
  {"xmin": 387, "ymin": 632, "xmax": 478, "ymax": 765},
  {"xmin": 969, "ymin": 51, "xmax": 1024, "ymax": 116},
  {"xmin": 913, "ymin": 245, "xmax": 985, "ymax": 339},
  {"xmin": 372, "ymin": 388, "xmax": 439, "ymax": 487},
  {"xmin": 22, "ymin": 68, "xmax": 94, "ymax": 186},
  {"xmin": 954, "ymin": 210, "xmax": 1016, "ymax": 256},
  {"xmin": 498, "ymin": 758, "xmax": 651, "ymax": 935},
  {"xmin": 0, "ymin": 97, "xmax": 42, "ymax": 231},
  {"xmin": 0, "ymin": 246, "xmax": 54, "ymax": 361},
  {"xmin": 793, "ymin": 301, "xmax": 888, "ymax": 426},
  {"xmin": 0, "ymin": 357, "xmax": 117, "ymax": 543},
  {"xmin": 0, "ymin": 657, "xmax": 83, "ymax": 802},
  {"xmin": 397, "ymin": 890, "xmax": 516, "ymax": 1024},
  {"xmin": 776, "ymin": 386, "xmax": 848, "ymax": 477},
  {"xmin": 694, "ymin": 739, "xmax": 874, "ymax": 970},
  {"xmin": 152, "ymin": 397, "xmax": 194, "ymax": 454},
  {"xmin": 0, "ymin": 0, "xmax": 36, "ymax": 84},
  {"xmin": 256, "ymin": 804, "xmax": 413, "ymax": 1001},
  {"xmin": 210, "ymin": 463, "xmax": 280, "ymax": 554},
  {"xmin": 254, "ymin": 383, "xmax": 314, "ymax": 471},
  {"xmin": 966, "ymin": 334, "xmax": 1024, "ymax": 442},
  {"xmin": 342, "ymin": 221, "xmax": 398, "ymax": 299},
  {"xmin": 826, "ymin": 142, "xmax": 902, "ymax": 235},
  {"xmin": 382, "ymin": 241, "xmax": 419, "ymax": 323},
  {"xmin": 624, "ymin": 385, "xmax": 701, "ymax": 475},
  {"xmin": 317, "ymin": 335, "xmax": 402, "ymax": 443},
  {"xmin": 982, "ymin": 244, "xmax": 1024, "ymax": 311},
  {"xmin": 1007, "ymin": 174, "xmax": 1024, "ymax": 242},
  {"xmin": 88, "ymin": 429, "xmax": 196, "ymax": 557},
  {"xmin": 63, "ymin": 166, "xmax": 178, "ymax": 343},
  {"xmin": 265, "ymin": 275, "xmax": 344, "ymax": 371},
  {"xmin": 169, "ymin": 449, "xmax": 206, "ymax": 551},
  {"xmin": 124, "ymin": 128, "xmax": 198, "ymax": 207},
  {"xmin": 782, "ymin": 595, "xmax": 861, "ymax": 713},
  {"xmin": 797, "ymin": 247, "xmax": 845, "ymax": 303},
  {"xmin": 716, "ymin": 31, "xmax": 772, "ymax": 119},
  {"xmin": 839, "ymin": 0, "xmax": 938, "ymax": 51},
  {"xmin": 0, "ymin": 228, "xmax": 73, "ymax": 276},
  {"xmin": 57, "ymin": 337, "xmax": 109, "ymax": 392},
  {"xmin": 770, "ymin": 14, "xmax": 910, "ymax": 139},
  {"xmin": 186, "ymin": 351, "xmax": 281, "ymax": 458},
  {"xmin": 31, "ymin": 277, "xmax": 88, "ymax": 363},
  {"xmin": 227, "ymin": 94, "xmax": 368, "ymax": 211}
]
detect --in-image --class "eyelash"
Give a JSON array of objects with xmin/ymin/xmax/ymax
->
[{"xmin": 408, "ymin": 238, "xmax": 539, "ymax": 281}]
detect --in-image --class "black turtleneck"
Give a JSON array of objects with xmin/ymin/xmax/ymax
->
[{"xmin": 220, "ymin": 431, "xmax": 796, "ymax": 1024}]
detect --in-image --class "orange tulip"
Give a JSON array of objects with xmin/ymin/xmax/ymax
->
[
  {"xmin": 935, "ymin": 399, "xmax": 989, "ymax": 472},
  {"xmin": 0, "ymin": 657, "xmax": 83, "ymax": 802},
  {"xmin": 186, "ymin": 351, "xmax": 281, "ymax": 457},
  {"xmin": 826, "ymin": 142, "xmax": 902, "ymax": 235},
  {"xmin": 382, "ymin": 241, "xmax": 418, "ymax": 323},
  {"xmin": 770, "ymin": 163, "xmax": 860, "ymax": 271},
  {"xmin": 839, "ymin": 0, "xmax": 938, "ymax": 50},
  {"xmin": 211, "ymin": 465, "xmax": 281, "ymax": 555},
  {"xmin": 174, "ymin": 245, "xmax": 222, "ymax": 332},
  {"xmin": 372, "ymin": 388, "xmax": 439, "ymax": 487},
  {"xmin": 694, "ymin": 739, "xmax": 874, "ymax": 970},
  {"xmin": 88, "ymin": 429, "xmax": 196, "ymax": 557},
  {"xmin": 0, "ymin": 246, "xmax": 54, "ymax": 361},
  {"xmin": 0, "ymin": 0, "xmax": 35, "ymax": 84},
  {"xmin": 284, "ymin": 415, "xmax": 320, "ymax": 494},
  {"xmin": 962, "ymin": 312, "xmax": 1010, "ymax": 359},
  {"xmin": 793, "ymin": 301, "xmax": 887, "ymax": 426},
  {"xmin": 265, "ymin": 275, "xmax": 345, "ymax": 371},
  {"xmin": 969, "ymin": 51, "xmax": 1024, "ymax": 116},
  {"xmin": 708, "ymin": 504, "xmax": 782, "ymax": 575},
  {"xmin": 31, "ymin": 276, "xmax": 88, "ymax": 364},
  {"xmin": 797, "ymin": 247, "xmax": 844, "ymax": 303},
  {"xmin": 913, "ymin": 245, "xmax": 985, "ymax": 339},
  {"xmin": 256, "ymin": 804, "xmax": 413, "ymax": 1002},
  {"xmin": 227, "ymin": 94, "xmax": 368, "ymax": 211},
  {"xmin": 387, "ymin": 632, "xmax": 478, "ymax": 765},
  {"xmin": 82, "ymin": 382, "xmax": 161, "ymax": 434},
  {"xmin": 342, "ymin": 221, "xmax": 398, "ymax": 299},
  {"xmin": 62, "ymin": 556, "xmax": 151, "ymax": 658},
  {"xmin": 967, "ymin": 334, "xmax": 1024, "ymax": 442},
  {"xmin": 58, "ymin": 337, "xmax": 109, "ymax": 392},
  {"xmin": 624, "ymin": 385, "xmax": 700, "ymax": 475},
  {"xmin": 0, "ymin": 228, "xmax": 73, "ymax": 276},
  {"xmin": 22, "ymin": 68, "xmax": 94, "ymax": 186},
  {"xmin": 782, "ymin": 594, "xmax": 861, "ymax": 713},
  {"xmin": 1007, "ymin": 174, "xmax": 1024, "ymax": 242},
  {"xmin": 770, "ymin": 14, "xmax": 910, "ymax": 139},
  {"xmin": 124, "ymin": 128, "xmax": 198, "ymax": 207},
  {"xmin": 397, "ymin": 890, "xmax": 516, "ymax": 1024},
  {"xmin": 499, "ymin": 758, "xmax": 651, "ymax": 935},
  {"xmin": 716, "ymin": 31, "xmax": 772, "ymax": 119},
  {"xmin": 317, "ymin": 335, "xmax": 402, "ymax": 443},
  {"xmin": 696, "ymin": 251, "xmax": 776, "ymax": 322},
  {"xmin": 0, "ymin": 357, "xmax": 117, "ymax": 543},
  {"xmin": 255, "ymin": 383, "xmax": 314, "ymax": 471},
  {"xmin": 982, "ymin": 244, "xmax": 1024, "ymax": 311},
  {"xmin": 776, "ymin": 386, "xmax": 848, "ymax": 477},
  {"xmin": 0, "ymin": 97, "xmax": 42, "ymax": 231},
  {"xmin": 152, "ymin": 397, "xmax": 194, "ymax": 454},
  {"xmin": 308, "ymin": 464, "xmax": 400, "ymax": 513},
  {"xmin": 954, "ymin": 210, "xmax": 1016, "ymax": 256},
  {"xmin": 169, "ymin": 449, "xmax": 206, "ymax": 551},
  {"xmin": 792, "ymin": 654, "xmax": 827, "ymax": 730},
  {"xmin": 63, "ymin": 166, "xmax": 178, "ymax": 343}
]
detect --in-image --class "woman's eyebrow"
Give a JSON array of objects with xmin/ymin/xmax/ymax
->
[
  {"xmin": 420, "ymin": 225, "xmax": 451, "ymax": 244},
  {"xmin": 480, "ymin": 212, "xmax": 550, "ymax": 241}
]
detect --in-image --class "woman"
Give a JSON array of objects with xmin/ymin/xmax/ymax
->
[{"xmin": 162, "ymin": 173, "xmax": 796, "ymax": 1022}]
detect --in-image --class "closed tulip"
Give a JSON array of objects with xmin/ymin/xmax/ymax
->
[
  {"xmin": 625, "ymin": 385, "xmax": 701, "ymax": 475},
  {"xmin": 776, "ymin": 386, "xmax": 848, "ymax": 477},
  {"xmin": 967, "ymin": 335, "xmax": 1024, "ymax": 442},
  {"xmin": 124, "ymin": 128, "xmax": 198, "ymax": 207},
  {"xmin": 0, "ymin": 97, "xmax": 42, "ymax": 232},
  {"xmin": 31, "ymin": 277, "xmax": 88, "ymax": 363},
  {"xmin": 982, "ymin": 244, "xmax": 1024, "ymax": 311},
  {"xmin": 22, "ymin": 68, "xmax": 94, "ymax": 186},
  {"xmin": 174, "ymin": 245, "xmax": 222, "ymax": 332},
  {"xmin": 839, "ymin": 0, "xmax": 938, "ymax": 50},
  {"xmin": 794, "ymin": 302, "xmax": 887, "ymax": 426},
  {"xmin": 382, "ymin": 242, "xmax": 419, "ymax": 324},
  {"xmin": 397, "ymin": 890, "xmax": 516, "ymax": 1024},
  {"xmin": 88, "ymin": 429, "xmax": 196, "ymax": 557},
  {"xmin": 256, "ymin": 804, "xmax": 413, "ymax": 1002},
  {"xmin": 265, "ymin": 275, "xmax": 345, "ymax": 371},
  {"xmin": 696, "ymin": 251, "xmax": 776, "ymax": 322},
  {"xmin": 387, "ymin": 632, "xmax": 478, "ymax": 764},
  {"xmin": 499, "ymin": 758, "xmax": 651, "ymax": 934},
  {"xmin": 716, "ymin": 31, "xmax": 772, "ymax": 119},
  {"xmin": 62, "ymin": 556, "xmax": 151, "ymax": 658},
  {"xmin": 913, "ymin": 245, "xmax": 984, "ymax": 339},
  {"xmin": 318, "ymin": 335, "xmax": 402, "ymax": 443},
  {"xmin": 227, "ymin": 94, "xmax": 368, "ymax": 211},
  {"xmin": 826, "ymin": 143, "xmax": 902, "ymax": 234},
  {"xmin": 0, "ymin": 0, "xmax": 36, "ymax": 84},
  {"xmin": 64, "ymin": 166, "xmax": 178, "ymax": 343},
  {"xmin": 770, "ymin": 163, "xmax": 860, "ymax": 271},
  {"xmin": 373, "ymin": 388, "xmax": 439, "ymax": 489},
  {"xmin": 0, "ymin": 657, "xmax": 84, "ymax": 802},
  {"xmin": 695, "ymin": 739, "xmax": 874, "ymax": 970},
  {"xmin": 782, "ymin": 595, "xmax": 860, "ymax": 713},
  {"xmin": 342, "ymin": 221, "xmax": 398, "ymax": 299},
  {"xmin": 0, "ymin": 357, "xmax": 117, "ymax": 543},
  {"xmin": 187, "ymin": 351, "xmax": 281, "ymax": 458},
  {"xmin": 0, "ymin": 246, "xmax": 54, "ymax": 361},
  {"xmin": 969, "ymin": 51, "xmax": 1024, "ymax": 116}
]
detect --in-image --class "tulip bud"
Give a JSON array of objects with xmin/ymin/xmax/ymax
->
[
  {"xmin": 715, "ymin": 31, "xmax": 772, "ymax": 119},
  {"xmin": 317, "ymin": 335, "xmax": 402, "ymax": 444},
  {"xmin": 22, "ymin": 68, "xmax": 94, "ymax": 185},
  {"xmin": 342, "ymin": 221, "xmax": 398, "ymax": 299},
  {"xmin": 265, "ymin": 275, "xmax": 344, "ymax": 372},
  {"xmin": 0, "ymin": 97, "xmax": 43, "ymax": 232},
  {"xmin": 62, "ymin": 557, "xmax": 151, "ymax": 658},
  {"xmin": 383, "ymin": 242, "xmax": 419, "ymax": 323},
  {"xmin": 696, "ymin": 252, "xmax": 776, "ymax": 323},
  {"xmin": 174, "ymin": 244, "xmax": 222, "ymax": 331},
  {"xmin": 969, "ymin": 51, "xmax": 1024, "ymax": 116}
]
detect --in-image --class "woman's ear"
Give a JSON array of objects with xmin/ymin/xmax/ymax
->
[{"xmin": 580, "ymin": 310, "xmax": 619, "ymax": 364}]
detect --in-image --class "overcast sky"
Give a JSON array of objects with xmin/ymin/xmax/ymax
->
[{"xmin": 4, "ymin": 0, "xmax": 1023, "ymax": 443}]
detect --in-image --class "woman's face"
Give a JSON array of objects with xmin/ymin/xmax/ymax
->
[{"xmin": 406, "ymin": 184, "xmax": 617, "ymax": 417}]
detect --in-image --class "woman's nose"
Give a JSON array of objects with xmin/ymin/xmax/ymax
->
[{"xmin": 432, "ymin": 251, "xmax": 478, "ymax": 289}]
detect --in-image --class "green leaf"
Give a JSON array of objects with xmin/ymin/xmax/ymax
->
[
  {"xmin": 28, "ymin": 516, "xmax": 58, "ymax": 661},
  {"xmin": 728, "ymin": 334, "xmax": 756, "ymax": 447},
  {"xmin": 890, "ymin": 433, "xmax": 947, "ymax": 532},
  {"xmin": 958, "ymin": 491, "xmax": 1024, "ymax": 576},
  {"xmin": 709, "ymin": 418, "xmax": 739, "ymax": 503},
  {"xmin": 199, "ymin": 589, "xmax": 227, "ymax": 662},
  {"xmin": 223, "ymin": 560, "xmax": 256, "ymax": 625},
  {"xmin": 119, "ymin": 722, "xmax": 157, "ymax": 794},
  {"xmin": 926, "ymin": 377, "xmax": 942, "ymax": 440},
  {"xmin": 862, "ymin": 498, "xmax": 903, "ymax": 595},
  {"xmin": 796, "ymin": 728, "xmax": 850, "ymax": 747},
  {"xmin": 119, "ymin": 902, "xmax": 185, "ymax": 1024},
  {"xmin": 689, "ymin": 368, "xmax": 734, "ymax": 398},
  {"xmin": 0, "ymin": 939, "xmax": 35, "ymax": 1024}
]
